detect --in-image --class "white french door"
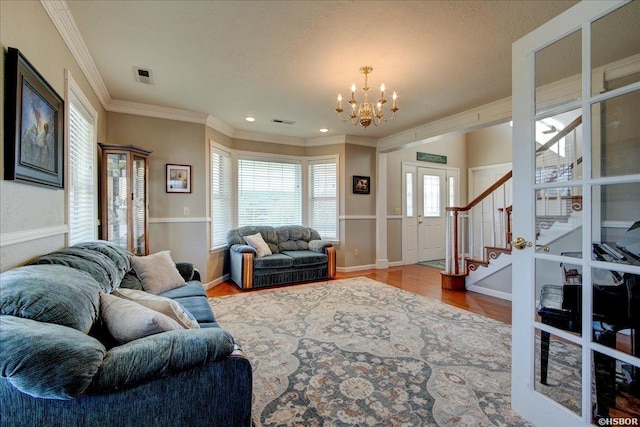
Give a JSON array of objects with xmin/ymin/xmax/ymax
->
[
  {"xmin": 511, "ymin": 1, "xmax": 640, "ymax": 426},
  {"xmin": 418, "ymin": 167, "xmax": 446, "ymax": 261}
]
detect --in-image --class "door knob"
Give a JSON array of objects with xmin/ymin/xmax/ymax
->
[{"xmin": 511, "ymin": 237, "xmax": 532, "ymax": 250}]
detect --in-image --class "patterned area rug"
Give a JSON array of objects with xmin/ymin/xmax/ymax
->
[{"xmin": 209, "ymin": 277, "xmax": 532, "ymax": 426}]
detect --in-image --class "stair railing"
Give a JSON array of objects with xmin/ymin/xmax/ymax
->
[{"xmin": 444, "ymin": 171, "xmax": 513, "ymax": 275}]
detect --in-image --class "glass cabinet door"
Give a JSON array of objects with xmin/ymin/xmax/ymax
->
[
  {"xmin": 132, "ymin": 155, "xmax": 147, "ymax": 256},
  {"xmin": 99, "ymin": 144, "xmax": 151, "ymax": 255},
  {"xmin": 105, "ymin": 153, "xmax": 129, "ymax": 250}
]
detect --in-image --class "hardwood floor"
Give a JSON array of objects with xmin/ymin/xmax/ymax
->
[{"xmin": 206, "ymin": 264, "xmax": 512, "ymax": 324}]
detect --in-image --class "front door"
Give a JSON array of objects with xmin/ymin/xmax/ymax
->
[
  {"xmin": 511, "ymin": 1, "xmax": 640, "ymax": 425},
  {"xmin": 418, "ymin": 167, "xmax": 446, "ymax": 261}
]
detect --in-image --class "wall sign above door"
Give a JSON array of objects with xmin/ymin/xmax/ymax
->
[{"xmin": 417, "ymin": 152, "xmax": 447, "ymax": 164}]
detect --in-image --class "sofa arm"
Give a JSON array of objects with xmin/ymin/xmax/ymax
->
[
  {"xmin": 87, "ymin": 328, "xmax": 235, "ymax": 393},
  {"xmin": 309, "ymin": 239, "xmax": 332, "ymax": 252},
  {"xmin": 229, "ymin": 249, "xmax": 255, "ymax": 289},
  {"xmin": 230, "ymin": 244, "xmax": 257, "ymax": 254},
  {"xmin": 175, "ymin": 262, "xmax": 195, "ymax": 281}
]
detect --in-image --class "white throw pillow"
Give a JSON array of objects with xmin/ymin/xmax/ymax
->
[
  {"xmin": 113, "ymin": 288, "xmax": 200, "ymax": 329},
  {"xmin": 99, "ymin": 292, "xmax": 184, "ymax": 344},
  {"xmin": 130, "ymin": 250, "xmax": 186, "ymax": 294},
  {"xmin": 243, "ymin": 232, "xmax": 272, "ymax": 258}
]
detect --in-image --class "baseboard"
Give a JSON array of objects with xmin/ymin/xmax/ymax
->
[
  {"xmin": 466, "ymin": 284, "xmax": 512, "ymax": 301},
  {"xmin": 203, "ymin": 274, "xmax": 230, "ymax": 290},
  {"xmin": 337, "ymin": 264, "xmax": 377, "ymax": 273}
]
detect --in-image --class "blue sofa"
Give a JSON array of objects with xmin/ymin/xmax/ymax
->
[
  {"xmin": 0, "ymin": 241, "xmax": 252, "ymax": 427},
  {"xmin": 226, "ymin": 225, "xmax": 336, "ymax": 289}
]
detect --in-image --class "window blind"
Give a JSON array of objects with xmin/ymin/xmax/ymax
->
[
  {"xmin": 68, "ymin": 99, "xmax": 96, "ymax": 245},
  {"xmin": 210, "ymin": 146, "xmax": 232, "ymax": 248},
  {"xmin": 238, "ymin": 158, "xmax": 302, "ymax": 227},
  {"xmin": 309, "ymin": 159, "xmax": 337, "ymax": 239}
]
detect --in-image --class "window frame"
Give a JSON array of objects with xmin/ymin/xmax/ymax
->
[
  {"xmin": 208, "ymin": 145, "xmax": 339, "ymax": 250},
  {"xmin": 65, "ymin": 71, "xmax": 98, "ymax": 246}
]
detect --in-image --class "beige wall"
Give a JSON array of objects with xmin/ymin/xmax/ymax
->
[
  {"xmin": 466, "ymin": 122, "xmax": 512, "ymax": 169},
  {"xmin": 0, "ymin": 1, "xmax": 106, "ymax": 271},
  {"xmin": 385, "ymin": 134, "xmax": 467, "ymax": 263},
  {"xmin": 106, "ymin": 113, "xmax": 212, "ymax": 279}
]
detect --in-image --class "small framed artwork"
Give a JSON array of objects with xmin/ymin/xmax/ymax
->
[
  {"xmin": 166, "ymin": 164, "xmax": 192, "ymax": 193},
  {"xmin": 353, "ymin": 175, "xmax": 370, "ymax": 194},
  {"xmin": 4, "ymin": 47, "xmax": 64, "ymax": 188}
]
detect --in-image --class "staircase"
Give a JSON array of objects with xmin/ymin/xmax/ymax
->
[{"xmin": 441, "ymin": 116, "xmax": 584, "ymax": 296}]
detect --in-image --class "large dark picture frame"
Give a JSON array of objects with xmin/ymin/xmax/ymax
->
[{"xmin": 4, "ymin": 47, "xmax": 64, "ymax": 188}]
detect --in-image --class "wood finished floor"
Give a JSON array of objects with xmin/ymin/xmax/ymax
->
[{"xmin": 206, "ymin": 264, "xmax": 512, "ymax": 324}]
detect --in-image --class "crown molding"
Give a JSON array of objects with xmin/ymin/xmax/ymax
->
[
  {"xmin": 205, "ymin": 115, "xmax": 235, "ymax": 137},
  {"xmin": 107, "ymin": 99, "xmax": 209, "ymax": 124},
  {"xmin": 345, "ymin": 136, "xmax": 378, "ymax": 147},
  {"xmin": 377, "ymin": 97, "xmax": 512, "ymax": 152},
  {"xmin": 232, "ymin": 130, "xmax": 306, "ymax": 146},
  {"xmin": 40, "ymin": 0, "xmax": 111, "ymax": 110},
  {"xmin": 304, "ymin": 135, "xmax": 347, "ymax": 147}
]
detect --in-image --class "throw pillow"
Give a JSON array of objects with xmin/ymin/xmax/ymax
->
[
  {"xmin": 130, "ymin": 250, "xmax": 186, "ymax": 294},
  {"xmin": 99, "ymin": 292, "xmax": 184, "ymax": 344},
  {"xmin": 113, "ymin": 288, "xmax": 200, "ymax": 329},
  {"xmin": 243, "ymin": 232, "xmax": 272, "ymax": 258}
]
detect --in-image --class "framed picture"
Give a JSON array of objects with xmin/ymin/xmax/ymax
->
[
  {"xmin": 4, "ymin": 47, "xmax": 64, "ymax": 188},
  {"xmin": 353, "ymin": 175, "xmax": 370, "ymax": 194},
  {"xmin": 166, "ymin": 164, "xmax": 192, "ymax": 193}
]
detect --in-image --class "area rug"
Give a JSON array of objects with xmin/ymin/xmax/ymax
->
[
  {"xmin": 209, "ymin": 277, "xmax": 534, "ymax": 426},
  {"xmin": 417, "ymin": 259, "xmax": 446, "ymax": 270}
]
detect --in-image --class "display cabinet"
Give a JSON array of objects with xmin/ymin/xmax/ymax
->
[{"xmin": 98, "ymin": 143, "xmax": 152, "ymax": 256}]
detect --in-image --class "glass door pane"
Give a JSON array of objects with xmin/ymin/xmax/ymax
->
[
  {"xmin": 591, "ymin": 0, "xmax": 640, "ymax": 96},
  {"xmin": 132, "ymin": 156, "xmax": 146, "ymax": 256},
  {"xmin": 105, "ymin": 153, "xmax": 128, "ymax": 250},
  {"xmin": 535, "ymin": 30, "xmax": 581, "ymax": 114}
]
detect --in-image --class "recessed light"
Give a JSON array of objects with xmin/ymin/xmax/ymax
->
[
  {"xmin": 319, "ymin": 128, "xmax": 329, "ymax": 133},
  {"xmin": 245, "ymin": 116, "xmax": 256, "ymax": 122}
]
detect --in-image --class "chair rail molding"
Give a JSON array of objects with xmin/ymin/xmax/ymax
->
[{"xmin": 0, "ymin": 225, "xmax": 69, "ymax": 247}]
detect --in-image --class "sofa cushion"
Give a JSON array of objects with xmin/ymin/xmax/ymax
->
[
  {"xmin": 0, "ymin": 265, "xmax": 101, "ymax": 333},
  {"xmin": 227, "ymin": 226, "xmax": 279, "ymax": 253},
  {"xmin": 0, "ymin": 315, "xmax": 106, "ymax": 399},
  {"xmin": 278, "ymin": 240, "xmax": 309, "ymax": 251},
  {"xmin": 281, "ymin": 250, "xmax": 328, "ymax": 267},
  {"xmin": 113, "ymin": 288, "xmax": 200, "ymax": 329},
  {"xmin": 243, "ymin": 232, "xmax": 272, "ymax": 258},
  {"xmin": 72, "ymin": 241, "xmax": 131, "ymax": 277},
  {"xmin": 130, "ymin": 251, "xmax": 186, "ymax": 294},
  {"xmin": 170, "ymin": 296, "xmax": 217, "ymax": 324},
  {"xmin": 159, "ymin": 281, "xmax": 207, "ymax": 299},
  {"xmin": 99, "ymin": 293, "xmax": 184, "ymax": 344},
  {"xmin": 276, "ymin": 225, "xmax": 320, "ymax": 251},
  {"xmin": 28, "ymin": 247, "xmax": 123, "ymax": 293},
  {"xmin": 86, "ymin": 328, "xmax": 235, "ymax": 393},
  {"xmin": 119, "ymin": 271, "xmax": 144, "ymax": 291},
  {"xmin": 253, "ymin": 253, "xmax": 294, "ymax": 269}
]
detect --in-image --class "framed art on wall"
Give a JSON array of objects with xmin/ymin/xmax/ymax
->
[
  {"xmin": 353, "ymin": 175, "xmax": 370, "ymax": 194},
  {"xmin": 166, "ymin": 164, "xmax": 192, "ymax": 193},
  {"xmin": 4, "ymin": 47, "xmax": 64, "ymax": 188}
]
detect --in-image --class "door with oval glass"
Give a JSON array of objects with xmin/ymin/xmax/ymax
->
[{"xmin": 511, "ymin": 1, "xmax": 640, "ymax": 425}]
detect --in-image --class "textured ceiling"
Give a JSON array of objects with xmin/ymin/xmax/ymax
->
[{"xmin": 66, "ymin": 0, "xmax": 579, "ymax": 140}]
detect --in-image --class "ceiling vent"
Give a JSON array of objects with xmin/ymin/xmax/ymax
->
[
  {"xmin": 271, "ymin": 118, "xmax": 296, "ymax": 125},
  {"xmin": 134, "ymin": 67, "xmax": 154, "ymax": 85}
]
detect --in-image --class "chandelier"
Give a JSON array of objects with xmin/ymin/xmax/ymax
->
[{"xmin": 335, "ymin": 66, "xmax": 398, "ymax": 128}]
